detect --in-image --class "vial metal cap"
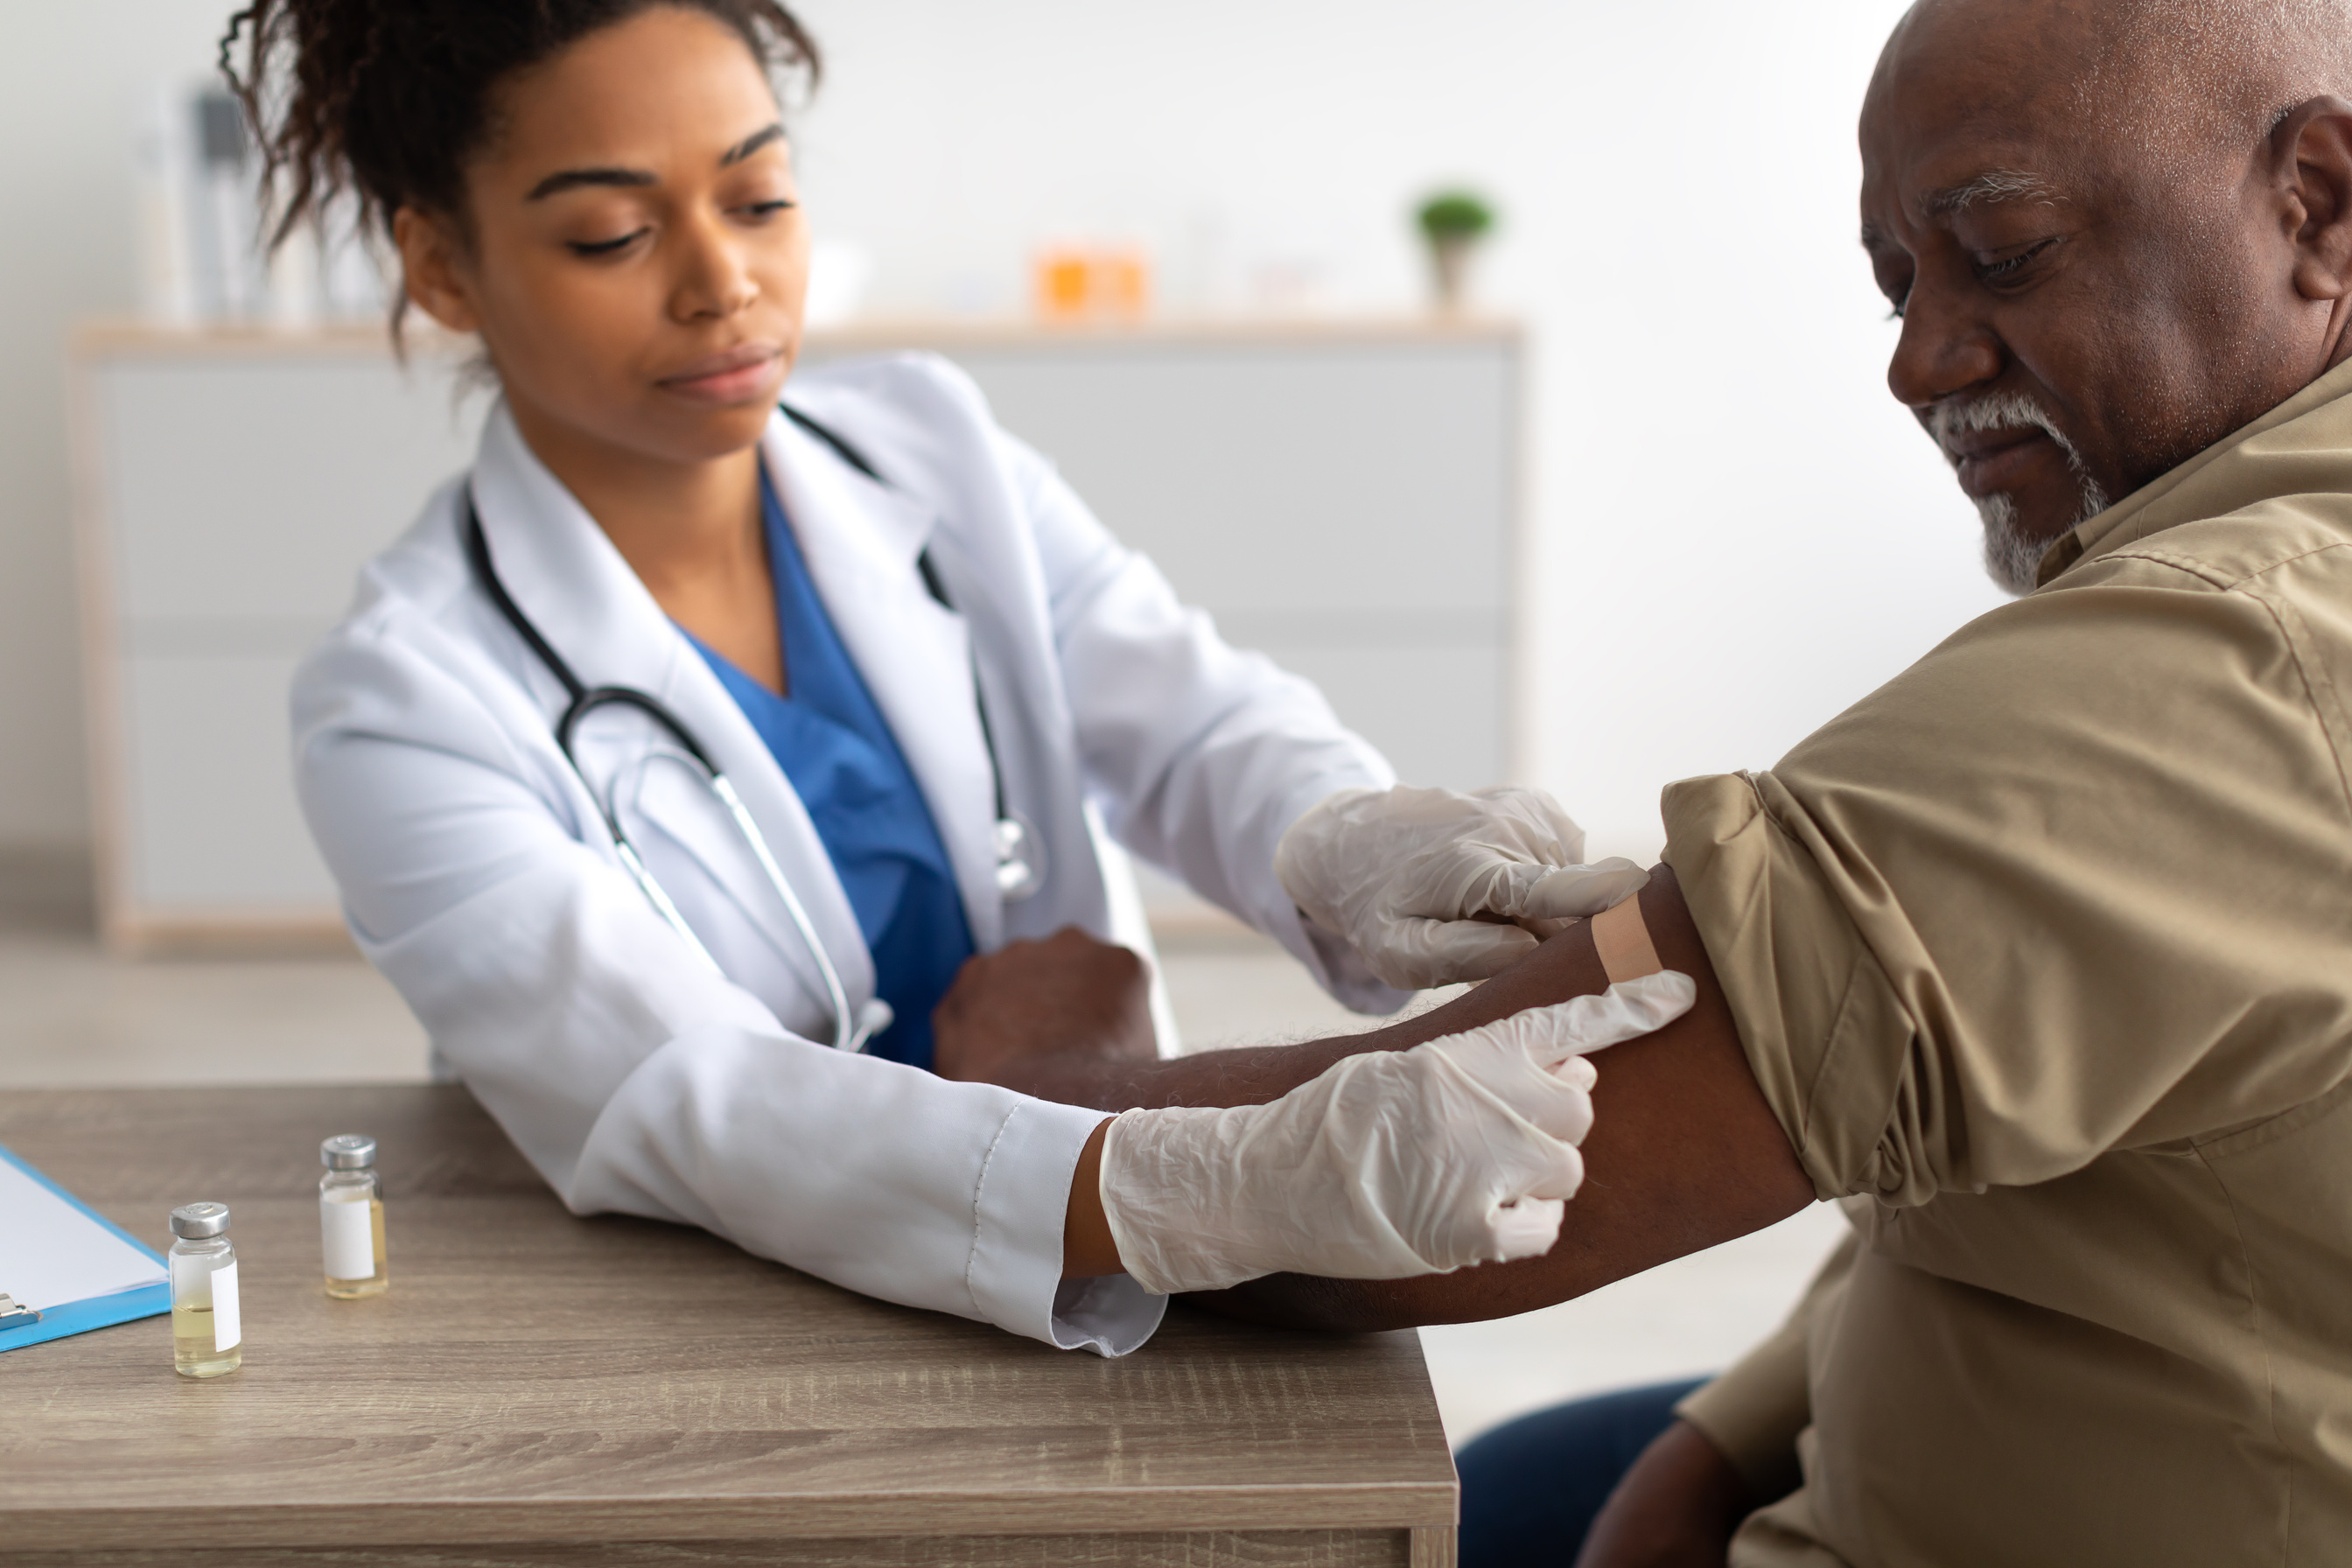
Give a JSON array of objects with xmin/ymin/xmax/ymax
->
[
  {"xmin": 170, "ymin": 1201, "xmax": 230, "ymax": 1238},
  {"xmin": 320, "ymin": 1134, "xmax": 377, "ymax": 1170}
]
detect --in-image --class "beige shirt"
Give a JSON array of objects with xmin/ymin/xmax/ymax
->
[{"xmin": 1662, "ymin": 358, "xmax": 2352, "ymax": 1568}]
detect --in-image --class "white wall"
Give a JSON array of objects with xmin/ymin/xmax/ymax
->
[
  {"xmin": 0, "ymin": 4, "xmax": 235, "ymax": 849},
  {"xmin": 0, "ymin": 0, "xmax": 1999, "ymax": 866}
]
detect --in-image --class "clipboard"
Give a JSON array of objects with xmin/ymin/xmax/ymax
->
[{"xmin": 0, "ymin": 1140, "xmax": 171, "ymax": 1354}]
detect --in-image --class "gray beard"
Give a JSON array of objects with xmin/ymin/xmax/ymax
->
[
  {"xmin": 1974, "ymin": 476, "xmax": 2110, "ymax": 595},
  {"xmin": 1927, "ymin": 391, "xmax": 2112, "ymax": 595}
]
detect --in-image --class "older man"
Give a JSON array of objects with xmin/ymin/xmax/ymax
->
[{"xmin": 941, "ymin": 0, "xmax": 2352, "ymax": 1562}]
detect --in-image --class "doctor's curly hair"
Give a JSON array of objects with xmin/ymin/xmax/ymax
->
[{"xmin": 220, "ymin": 0, "xmax": 819, "ymax": 326}]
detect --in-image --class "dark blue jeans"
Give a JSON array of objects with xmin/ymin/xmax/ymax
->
[{"xmin": 1455, "ymin": 1378, "xmax": 1708, "ymax": 1568}]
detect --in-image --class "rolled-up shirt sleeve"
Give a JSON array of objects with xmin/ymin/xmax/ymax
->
[{"xmin": 1662, "ymin": 558, "xmax": 2352, "ymax": 1203}]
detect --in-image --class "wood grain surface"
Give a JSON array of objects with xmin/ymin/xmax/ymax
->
[{"xmin": 0, "ymin": 1087, "xmax": 1454, "ymax": 1564}]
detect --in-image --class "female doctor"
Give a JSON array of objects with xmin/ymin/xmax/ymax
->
[{"xmin": 232, "ymin": 0, "xmax": 1670, "ymax": 1354}]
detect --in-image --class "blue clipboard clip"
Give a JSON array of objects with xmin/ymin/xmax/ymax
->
[{"xmin": 0, "ymin": 1294, "xmax": 39, "ymax": 1329}]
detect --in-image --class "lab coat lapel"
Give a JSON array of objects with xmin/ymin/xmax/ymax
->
[
  {"xmin": 764, "ymin": 412, "xmax": 1006, "ymax": 950},
  {"xmin": 467, "ymin": 403, "xmax": 876, "ymax": 1012}
]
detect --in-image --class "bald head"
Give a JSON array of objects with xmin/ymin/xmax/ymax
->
[
  {"xmin": 1888, "ymin": 0, "xmax": 2352, "ymax": 168},
  {"xmin": 1860, "ymin": 0, "xmax": 2352, "ymax": 589}
]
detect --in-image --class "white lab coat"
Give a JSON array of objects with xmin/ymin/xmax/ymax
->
[{"xmin": 292, "ymin": 353, "xmax": 1404, "ymax": 1355}]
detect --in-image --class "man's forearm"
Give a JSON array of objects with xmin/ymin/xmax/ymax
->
[
  {"xmin": 977, "ymin": 921, "xmax": 1603, "ymax": 1110},
  {"xmin": 1026, "ymin": 868, "xmax": 1816, "ymax": 1331}
]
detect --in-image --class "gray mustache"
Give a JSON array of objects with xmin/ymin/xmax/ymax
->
[{"xmin": 1926, "ymin": 391, "xmax": 2075, "ymax": 466}]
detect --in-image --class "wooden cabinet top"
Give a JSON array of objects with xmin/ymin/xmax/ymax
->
[
  {"xmin": 0, "ymin": 1085, "xmax": 1455, "ymax": 1557},
  {"xmin": 69, "ymin": 316, "xmax": 1522, "ymax": 361}
]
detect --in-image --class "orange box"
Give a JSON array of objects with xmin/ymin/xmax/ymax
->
[{"xmin": 1032, "ymin": 243, "xmax": 1151, "ymax": 324}]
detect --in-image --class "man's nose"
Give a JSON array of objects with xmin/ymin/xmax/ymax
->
[{"xmin": 1886, "ymin": 284, "xmax": 2003, "ymax": 410}]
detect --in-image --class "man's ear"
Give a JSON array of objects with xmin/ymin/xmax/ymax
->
[
  {"xmin": 392, "ymin": 206, "xmax": 480, "ymax": 334},
  {"xmin": 2272, "ymin": 94, "xmax": 2352, "ymax": 304}
]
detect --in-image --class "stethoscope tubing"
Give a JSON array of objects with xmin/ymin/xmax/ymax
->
[
  {"xmin": 463, "ymin": 493, "xmax": 883, "ymax": 1054},
  {"xmin": 460, "ymin": 404, "xmax": 1045, "ymax": 1055}
]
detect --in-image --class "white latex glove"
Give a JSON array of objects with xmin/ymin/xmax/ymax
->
[
  {"xmin": 1098, "ymin": 971, "xmax": 1697, "ymax": 1296},
  {"xmin": 1275, "ymin": 784, "xmax": 1653, "ymax": 990}
]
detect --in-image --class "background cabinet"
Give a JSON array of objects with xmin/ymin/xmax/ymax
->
[{"xmin": 73, "ymin": 320, "xmax": 1522, "ymax": 953}]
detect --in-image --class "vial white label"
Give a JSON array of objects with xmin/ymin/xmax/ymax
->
[
  {"xmin": 208, "ymin": 1261, "xmax": 241, "ymax": 1351},
  {"xmin": 321, "ymin": 1191, "xmax": 374, "ymax": 1280},
  {"xmin": 170, "ymin": 1252, "xmax": 210, "ymax": 1309}
]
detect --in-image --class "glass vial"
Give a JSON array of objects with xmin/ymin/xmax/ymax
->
[
  {"xmin": 168, "ymin": 1202, "xmax": 242, "ymax": 1378},
  {"xmin": 319, "ymin": 1134, "xmax": 388, "ymax": 1298}
]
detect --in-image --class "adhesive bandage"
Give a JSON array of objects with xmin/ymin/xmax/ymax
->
[{"xmin": 1590, "ymin": 892, "xmax": 1662, "ymax": 983}]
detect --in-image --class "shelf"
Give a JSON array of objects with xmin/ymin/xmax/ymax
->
[{"xmin": 72, "ymin": 313, "xmax": 1523, "ymax": 360}]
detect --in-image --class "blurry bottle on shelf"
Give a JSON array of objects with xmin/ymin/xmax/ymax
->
[
  {"xmin": 134, "ymin": 81, "xmax": 390, "ymax": 329},
  {"xmin": 1031, "ymin": 240, "xmax": 1152, "ymax": 326},
  {"xmin": 1416, "ymin": 189, "xmax": 1497, "ymax": 315},
  {"xmin": 133, "ymin": 86, "xmax": 199, "ymax": 326},
  {"xmin": 194, "ymin": 92, "xmax": 265, "ymax": 321}
]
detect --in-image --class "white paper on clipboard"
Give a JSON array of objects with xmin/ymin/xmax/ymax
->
[{"xmin": 0, "ymin": 1152, "xmax": 167, "ymax": 1311}]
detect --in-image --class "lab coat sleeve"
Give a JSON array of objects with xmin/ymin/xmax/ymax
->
[
  {"xmin": 292, "ymin": 598, "xmax": 1164, "ymax": 1354},
  {"xmin": 1007, "ymin": 436, "xmax": 1410, "ymax": 1015}
]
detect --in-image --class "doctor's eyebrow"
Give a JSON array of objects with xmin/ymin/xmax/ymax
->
[
  {"xmin": 528, "ymin": 165, "xmax": 656, "ymax": 200},
  {"xmin": 722, "ymin": 123, "xmax": 786, "ymax": 166},
  {"xmin": 525, "ymin": 124, "xmax": 785, "ymax": 200}
]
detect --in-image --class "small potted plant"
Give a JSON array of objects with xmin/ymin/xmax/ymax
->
[{"xmin": 1417, "ymin": 190, "xmax": 1495, "ymax": 314}]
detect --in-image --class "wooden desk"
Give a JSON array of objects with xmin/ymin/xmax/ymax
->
[{"xmin": 0, "ymin": 1086, "xmax": 1456, "ymax": 1566}]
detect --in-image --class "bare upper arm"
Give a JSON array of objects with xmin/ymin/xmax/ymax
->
[{"xmin": 1187, "ymin": 867, "xmax": 1817, "ymax": 1330}]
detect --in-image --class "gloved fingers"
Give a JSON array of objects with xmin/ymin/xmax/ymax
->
[
  {"xmin": 1516, "ymin": 914, "xmax": 1586, "ymax": 942},
  {"xmin": 1467, "ymin": 783, "xmax": 1589, "ymax": 864},
  {"xmin": 1416, "ymin": 1027, "xmax": 1597, "ymax": 1144},
  {"xmin": 1509, "ymin": 860, "xmax": 1652, "ymax": 921},
  {"xmin": 1546, "ymin": 971, "xmax": 1698, "ymax": 1061},
  {"xmin": 1512, "ymin": 1079, "xmax": 1596, "ymax": 1150},
  {"xmin": 1511, "ymin": 1132, "xmax": 1589, "ymax": 1202},
  {"xmin": 1364, "ymin": 918, "xmax": 1541, "ymax": 990},
  {"xmin": 1466, "ymin": 971, "xmax": 1698, "ymax": 1073},
  {"xmin": 1485, "ymin": 1194, "xmax": 1568, "ymax": 1263},
  {"xmin": 1477, "ymin": 1138, "xmax": 1585, "ymax": 1263}
]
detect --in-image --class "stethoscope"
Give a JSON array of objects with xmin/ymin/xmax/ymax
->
[{"xmin": 463, "ymin": 405, "xmax": 1045, "ymax": 1054}]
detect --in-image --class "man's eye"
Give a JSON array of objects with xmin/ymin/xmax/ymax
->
[
  {"xmin": 738, "ymin": 200, "xmax": 796, "ymax": 220},
  {"xmin": 1975, "ymin": 237, "xmax": 2058, "ymax": 284},
  {"xmin": 567, "ymin": 228, "xmax": 649, "ymax": 257}
]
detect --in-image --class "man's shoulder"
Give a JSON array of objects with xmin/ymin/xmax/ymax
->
[
  {"xmin": 2069, "ymin": 493, "xmax": 2352, "ymax": 598},
  {"xmin": 1786, "ymin": 494, "xmax": 2347, "ymax": 785}
]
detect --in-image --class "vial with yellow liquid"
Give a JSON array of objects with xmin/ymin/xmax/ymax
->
[
  {"xmin": 318, "ymin": 1134, "xmax": 388, "ymax": 1298},
  {"xmin": 168, "ymin": 1201, "xmax": 242, "ymax": 1378}
]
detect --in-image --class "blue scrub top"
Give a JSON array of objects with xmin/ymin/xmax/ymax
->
[{"xmin": 684, "ymin": 477, "xmax": 976, "ymax": 1069}]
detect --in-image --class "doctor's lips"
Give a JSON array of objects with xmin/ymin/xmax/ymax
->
[{"xmin": 656, "ymin": 343, "xmax": 785, "ymax": 404}]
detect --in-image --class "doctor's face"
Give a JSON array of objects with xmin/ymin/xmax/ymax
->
[{"xmin": 396, "ymin": 7, "xmax": 809, "ymax": 472}]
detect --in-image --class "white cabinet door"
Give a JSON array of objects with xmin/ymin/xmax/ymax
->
[
  {"xmin": 79, "ymin": 337, "xmax": 482, "ymax": 951},
  {"xmin": 803, "ymin": 327, "xmax": 1522, "ymax": 789}
]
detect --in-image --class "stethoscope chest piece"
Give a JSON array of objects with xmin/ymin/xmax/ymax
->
[{"xmin": 994, "ymin": 813, "xmax": 1046, "ymax": 902}]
